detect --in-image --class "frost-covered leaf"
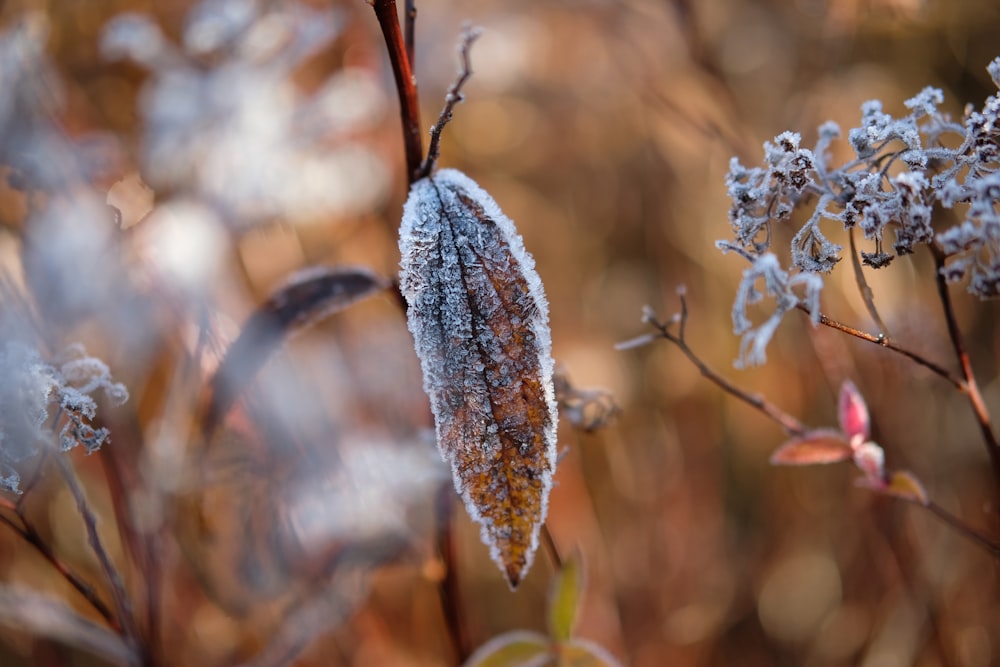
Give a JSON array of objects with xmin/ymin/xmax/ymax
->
[
  {"xmin": 838, "ymin": 380, "xmax": 869, "ymax": 444},
  {"xmin": 548, "ymin": 551, "xmax": 583, "ymax": 642},
  {"xmin": 204, "ymin": 266, "xmax": 389, "ymax": 435},
  {"xmin": 399, "ymin": 168, "xmax": 558, "ymax": 589},
  {"xmin": 769, "ymin": 429, "xmax": 853, "ymax": 466},
  {"xmin": 463, "ymin": 630, "xmax": 550, "ymax": 667}
]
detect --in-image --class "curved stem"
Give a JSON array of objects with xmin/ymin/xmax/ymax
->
[
  {"xmin": 926, "ymin": 501, "xmax": 1000, "ymax": 558},
  {"xmin": 929, "ymin": 246, "xmax": 1000, "ymax": 488},
  {"xmin": 371, "ymin": 0, "xmax": 423, "ymax": 184},
  {"xmin": 648, "ymin": 297, "xmax": 808, "ymax": 436},
  {"xmin": 51, "ymin": 452, "xmax": 140, "ymax": 654}
]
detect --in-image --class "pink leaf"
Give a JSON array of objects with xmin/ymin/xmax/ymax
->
[
  {"xmin": 770, "ymin": 429, "xmax": 853, "ymax": 465},
  {"xmin": 838, "ymin": 380, "xmax": 870, "ymax": 443}
]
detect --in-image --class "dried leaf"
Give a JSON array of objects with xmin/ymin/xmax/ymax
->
[
  {"xmin": 204, "ymin": 266, "xmax": 389, "ymax": 435},
  {"xmin": 462, "ymin": 630, "xmax": 551, "ymax": 667},
  {"xmin": 769, "ymin": 429, "xmax": 853, "ymax": 465},
  {"xmin": 548, "ymin": 551, "xmax": 583, "ymax": 642},
  {"xmin": 838, "ymin": 380, "xmax": 870, "ymax": 443},
  {"xmin": 399, "ymin": 168, "xmax": 558, "ymax": 588}
]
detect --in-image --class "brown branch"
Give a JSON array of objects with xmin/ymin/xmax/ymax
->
[
  {"xmin": 796, "ymin": 304, "xmax": 962, "ymax": 388},
  {"xmin": 926, "ymin": 501, "xmax": 1000, "ymax": 558},
  {"xmin": 640, "ymin": 294, "xmax": 808, "ymax": 436},
  {"xmin": 0, "ymin": 510, "xmax": 118, "ymax": 630},
  {"xmin": 417, "ymin": 25, "xmax": 482, "ymax": 179},
  {"xmin": 848, "ymin": 227, "xmax": 890, "ymax": 335},
  {"xmin": 371, "ymin": 0, "xmax": 423, "ymax": 184},
  {"xmin": 930, "ymin": 246, "xmax": 1000, "ymax": 486}
]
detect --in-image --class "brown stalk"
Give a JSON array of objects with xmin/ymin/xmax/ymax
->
[
  {"xmin": 929, "ymin": 246, "xmax": 1000, "ymax": 488},
  {"xmin": 643, "ymin": 294, "xmax": 809, "ymax": 436},
  {"xmin": 0, "ymin": 502, "xmax": 118, "ymax": 630},
  {"xmin": 371, "ymin": 0, "xmax": 423, "ymax": 184}
]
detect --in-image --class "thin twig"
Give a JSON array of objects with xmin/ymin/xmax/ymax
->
[
  {"xmin": 540, "ymin": 524, "xmax": 563, "ymax": 571},
  {"xmin": 50, "ymin": 450, "xmax": 140, "ymax": 653},
  {"xmin": 796, "ymin": 304, "xmax": 962, "ymax": 388},
  {"xmin": 926, "ymin": 501, "xmax": 1000, "ymax": 557},
  {"xmin": 371, "ymin": 0, "xmax": 423, "ymax": 183},
  {"xmin": 417, "ymin": 25, "xmax": 482, "ymax": 179},
  {"xmin": 644, "ymin": 295, "xmax": 808, "ymax": 436},
  {"xmin": 848, "ymin": 227, "xmax": 890, "ymax": 335},
  {"xmin": 0, "ymin": 510, "xmax": 118, "ymax": 629},
  {"xmin": 929, "ymin": 246, "xmax": 1000, "ymax": 487}
]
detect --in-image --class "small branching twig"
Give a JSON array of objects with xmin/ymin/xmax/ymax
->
[
  {"xmin": 624, "ymin": 290, "xmax": 1000, "ymax": 561},
  {"xmin": 619, "ymin": 290, "xmax": 809, "ymax": 436},
  {"xmin": 417, "ymin": 25, "xmax": 482, "ymax": 179}
]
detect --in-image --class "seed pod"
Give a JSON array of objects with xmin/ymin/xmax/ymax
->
[{"xmin": 398, "ymin": 168, "xmax": 557, "ymax": 588}]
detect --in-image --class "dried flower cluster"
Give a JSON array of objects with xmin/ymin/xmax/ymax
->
[
  {"xmin": 0, "ymin": 342, "xmax": 128, "ymax": 493},
  {"xmin": 721, "ymin": 57, "xmax": 1000, "ymax": 366}
]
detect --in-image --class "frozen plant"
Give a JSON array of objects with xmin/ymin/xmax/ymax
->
[
  {"xmin": 0, "ymin": 342, "xmax": 129, "ymax": 493},
  {"xmin": 721, "ymin": 57, "xmax": 1000, "ymax": 366}
]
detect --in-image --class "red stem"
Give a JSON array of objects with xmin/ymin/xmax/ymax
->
[{"xmin": 371, "ymin": 0, "xmax": 423, "ymax": 184}]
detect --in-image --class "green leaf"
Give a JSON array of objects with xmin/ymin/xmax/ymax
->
[
  {"xmin": 548, "ymin": 551, "xmax": 583, "ymax": 642},
  {"xmin": 463, "ymin": 630, "xmax": 551, "ymax": 667},
  {"xmin": 557, "ymin": 638, "xmax": 625, "ymax": 667}
]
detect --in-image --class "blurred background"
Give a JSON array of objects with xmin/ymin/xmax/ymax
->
[{"xmin": 0, "ymin": 0, "xmax": 999, "ymax": 665}]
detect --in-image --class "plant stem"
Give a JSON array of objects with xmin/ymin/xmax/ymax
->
[
  {"xmin": 434, "ymin": 484, "xmax": 469, "ymax": 663},
  {"xmin": 417, "ymin": 25, "xmax": 481, "ymax": 179},
  {"xmin": 929, "ymin": 246, "xmax": 1000, "ymax": 489},
  {"xmin": 926, "ymin": 501, "xmax": 1000, "ymax": 557},
  {"xmin": 51, "ymin": 451, "xmax": 141, "ymax": 655},
  {"xmin": 796, "ymin": 304, "xmax": 962, "ymax": 388},
  {"xmin": 371, "ymin": 0, "xmax": 423, "ymax": 184},
  {"xmin": 0, "ymin": 508, "xmax": 118, "ymax": 630},
  {"xmin": 648, "ymin": 298, "xmax": 808, "ymax": 436}
]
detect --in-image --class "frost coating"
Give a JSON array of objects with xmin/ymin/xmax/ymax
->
[{"xmin": 398, "ymin": 168, "xmax": 557, "ymax": 587}]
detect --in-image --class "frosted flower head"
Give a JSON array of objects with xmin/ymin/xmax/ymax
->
[{"xmin": 0, "ymin": 341, "xmax": 129, "ymax": 493}]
